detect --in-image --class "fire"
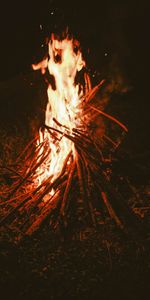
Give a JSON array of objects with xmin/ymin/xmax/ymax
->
[
  {"xmin": 32, "ymin": 34, "xmax": 88, "ymax": 188},
  {"xmin": 32, "ymin": 33, "xmax": 128, "ymax": 196},
  {"xmin": 0, "ymin": 33, "xmax": 133, "ymax": 237}
]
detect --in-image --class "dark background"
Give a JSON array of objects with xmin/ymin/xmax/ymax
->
[
  {"xmin": 0, "ymin": 3, "xmax": 150, "ymax": 300},
  {"xmin": 0, "ymin": 0, "xmax": 150, "ymax": 155},
  {"xmin": 0, "ymin": 0, "xmax": 149, "ymax": 81}
]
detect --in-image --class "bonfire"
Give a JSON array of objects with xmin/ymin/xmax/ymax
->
[{"xmin": 0, "ymin": 33, "xmax": 142, "ymax": 240}]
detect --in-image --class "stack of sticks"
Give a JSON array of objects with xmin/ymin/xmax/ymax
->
[
  {"xmin": 0, "ymin": 80, "xmax": 144, "ymax": 240},
  {"xmin": 0, "ymin": 114, "xmax": 143, "ymax": 240}
]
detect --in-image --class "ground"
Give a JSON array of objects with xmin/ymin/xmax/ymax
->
[{"xmin": 0, "ymin": 223, "xmax": 150, "ymax": 300}]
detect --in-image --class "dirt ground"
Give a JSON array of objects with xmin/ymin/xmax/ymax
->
[{"xmin": 0, "ymin": 223, "xmax": 149, "ymax": 300}]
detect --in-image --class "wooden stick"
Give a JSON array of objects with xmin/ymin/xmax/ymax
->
[
  {"xmin": 25, "ymin": 192, "xmax": 61, "ymax": 235},
  {"xmin": 15, "ymin": 135, "xmax": 38, "ymax": 163},
  {"xmin": 101, "ymin": 191, "xmax": 123, "ymax": 228},
  {"xmin": 89, "ymin": 105, "xmax": 128, "ymax": 132},
  {"xmin": 4, "ymin": 149, "xmax": 50, "ymax": 201},
  {"xmin": 60, "ymin": 160, "xmax": 76, "ymax": 216}
]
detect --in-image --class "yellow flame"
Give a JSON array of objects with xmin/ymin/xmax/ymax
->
[{"xmin": 33, "ymin": 34, "xmax": 87, "ymax": 187}]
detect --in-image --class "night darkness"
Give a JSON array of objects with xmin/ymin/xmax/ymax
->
[
  {"xmin": 0, "ymin": 0, "xmax": 149, "ymax": 81},
  {"xmin": 0, "ymin": 1, "xmax": 150, "ymax": 300},
  {"xmin": 0, "ymin": 0, "xmax": 150, "ymax": 151}
]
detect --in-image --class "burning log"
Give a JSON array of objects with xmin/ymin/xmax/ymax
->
[{"xmin": 0, "ymin": 33, "xmax": 145, "ymax": 240}]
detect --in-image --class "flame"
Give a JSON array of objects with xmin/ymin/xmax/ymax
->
[
  {"xmin": 33, "ymin": 34, "xmax": 87, "ymax": 188},
  {"xmin": 32, "ymin": 33, "xmax": 128, "ymax": 195}
]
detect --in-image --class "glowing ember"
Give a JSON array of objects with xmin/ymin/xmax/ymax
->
[{"xmin": 32, "ymin": 34, "xmax": 89, "ymax": 188}]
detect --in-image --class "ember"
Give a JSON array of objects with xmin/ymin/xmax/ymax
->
[{"xmin": 0, "ymin": 33, "xmax": 142, "ymax": 240}]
